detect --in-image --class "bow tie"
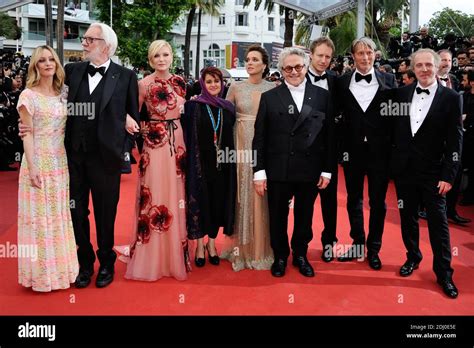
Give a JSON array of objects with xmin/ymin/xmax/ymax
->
[
  {"xmin": 88, "ymin": 65, "xmax": 106, "ymax": 77},
  {"xmin": 439, "ymin": 77, "xmax": 449, "ymax": 82},
  {"xmin": 416, "ymin": 87, "xmax": 430, "ymax": 95},
  {"xmin": 313, "ymin": 74, "xmax": 327, "ymax": 82},
  {"xmin": 308, "ymin": 71, "xmax": 327, "ymax": 83},
  {"xmin": 355, "ymin": 72, "xmax": 372, "ymax": 83}
]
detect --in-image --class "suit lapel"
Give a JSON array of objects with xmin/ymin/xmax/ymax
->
[
  {"xmin": 291, "ymin": 82, "xmax": 316, "ymax": 132},
  {"xmin": 403, "ymin": 84, "xmax": 416, "ymax": 138},
  {"xmin": 100, "ymin": 61, "xmax": 121, "ymax": 114},
  {"xmin": 414, "ymin": 84, "xmax": 443, "ymax": 138},
  {"xmin": 67, "ymin": 62, "xmax": 88, "ymax": 102},
  {"xmin": 277, "ymin": 83, "xmax": 299, "ymax": 119}
]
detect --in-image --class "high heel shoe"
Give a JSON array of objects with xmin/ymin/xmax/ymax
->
[
  {"xmin": 194, "ymin": 245, "xmax": 205, "ymax": 267},
  {"xmin": 206, "ymin": 243, "xmax": 220, "ymax": 266}
]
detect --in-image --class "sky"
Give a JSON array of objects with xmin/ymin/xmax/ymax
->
[{"xmin": 418, "ymin": 0, "xmax": 473, "ymax": 27}]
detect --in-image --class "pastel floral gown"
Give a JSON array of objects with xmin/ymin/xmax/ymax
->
[
  {"xmin": 17, "ymin": 88, "xmax": 79, "ymax": 292},
  {"xmin": 121, "ymin": 75, "xmax": 191, "ymax": 281}
]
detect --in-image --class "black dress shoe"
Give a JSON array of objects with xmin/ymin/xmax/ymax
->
[
  {"xmin": 206, "ymin": 244, "xmax": 220, "ymax": 266},
  {"xmin": 194, "ymin": 246, "xmax": 205, "ymax": 267},
  {"xmin": 74, "ymin": 268, "xmax": 94, "ymax": 289},
  {"xmin": 321, "ymin": 245, "xmax": 334, "ymax": 263},
  {"xmin": 292, "ymin": 255, "xmax": 315, "ymax": 277},
  {"xmin": 271, "ymin": 259, "xmax": 286, "ymax": 277},
  {"xmin": 399, "ymin": 260, "xmax": 419, "ymax": 277},
  {"xmin": 447, "ymin": 213, "xmax": 471, "ymax": 225},
  {"xmin": 337, "ymin": 244, "xmax": 363, "ymax": 262},
  {"xmin": 95, "ymin": 267, "xmax": 114, "ymax": 288},
  {"xmin": 368, "ymin": 253, "xmax": 382, "ymax": 270},
  {"xmin": 437, "ymin": 279, "xmax": 458, "ymax": 299}
]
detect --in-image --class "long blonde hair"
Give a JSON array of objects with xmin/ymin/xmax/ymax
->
[{"xmin": 26, "ymin": 45, "xmax": 65, "ymax": 94}]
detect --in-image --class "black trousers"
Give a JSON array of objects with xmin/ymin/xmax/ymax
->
[
  {"xmin": 319, "ymin": 166, "xmax": 338, "ymax": 247},
  {"xmin": 267, "ymin": 180, "xmax": 319, "ymax": 260},
  {"xmin": 394, "ymin": 173, "xmax": 454, "ymax": 281},
  {"xmin": 446, "ymin": 164, "xmax": 463, "ymax": 215},
  {"xmin": 342, "ymin": 147, "xmax": 389, "ymax": 255},
  {"xmin": 68, "ymin": 148, "xmax": 121, "ymax": 270}
]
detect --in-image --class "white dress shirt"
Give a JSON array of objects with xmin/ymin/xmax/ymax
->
[
  {"xmin": 254, "ymin": 77, "xmax": 331, "ymax": 181},
  {"xmin": 308, "ymin": 66, "xmax": 328, "ymax": 90},
  {"xmin": 349, "ymin": 67, "xmax": 379, "ymax": 112},
  {"xmin": 88, "ymin": 59, "xmax": 111, "ymax": 94},
  {"xmin": 410, "ymin": 80, "xmax": 438, "ymax": 136}
]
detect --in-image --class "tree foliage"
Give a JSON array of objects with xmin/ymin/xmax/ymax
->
[
  {"xmin": 0, "ymin": 12, "xmax": 21, "ymax": 39},
  {"xmin": 95, "ymin": 0, "xmax": 191, "ymax": 67},
  {"xmin": 428, "ymin": 8, "xmax": 474, "ymax": 39}
]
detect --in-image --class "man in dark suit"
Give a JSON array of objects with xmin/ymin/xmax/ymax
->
[
  {"xmin": 436, "ymin": 49, "xmax": 470, "ymax": 225},
  {"xmin": 307, "ymin": 37, "xmax": 339, "ymax": 262},
  {"xmin": 390, "ymin": 48, "xmax": 462, "ymax": 299},
  {"xmin": 336, "ymin": 37, "xmax": 397, "ymax": 270},
  {"xmin": 66, "ymin": 23, "xmax": 140, "ymax": 288},
  {"xmin": 252, "ymin": 47, "xmax": 335, "ymax": 277}
]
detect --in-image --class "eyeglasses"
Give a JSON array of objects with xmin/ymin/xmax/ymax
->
[
  {"xmin": 80, "ymin": 36, "xmax": 105, "ymax": 44},
  {"xmin": 282, "ymin": 64, "xmax": 305, "ymax": 73}
]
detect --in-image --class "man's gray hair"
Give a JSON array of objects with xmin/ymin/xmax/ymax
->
[
  {"xmin": 277, "ymin": 47, "xmax": 310, "ymax": 71},
  {"xmin": 410, "ymin": 48, "xmax": 441, "ymax": 69},
  {"xmin": 89, "ymin": 23, "xmax": 118, "ymax": 57},
  {"xmin": 351, "ymin": 37, "xmax": 377, "ymax": 54}
]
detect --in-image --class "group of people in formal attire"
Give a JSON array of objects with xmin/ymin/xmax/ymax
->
[{"xmin": 16, "ymin": 22, "xmax": 467, "ymax": 300}]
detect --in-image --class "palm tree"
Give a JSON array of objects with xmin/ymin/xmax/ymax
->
[
  {"xmin": 183, "ymin": 0, "xmax": 223, "ymax": 79},
  {"xmin": 57, "ymin": 0, "xmax": 65, "ymax": 62},
  {"xmin": 44, "ymin": 0, "xmax": 54, "ymax": 47}
]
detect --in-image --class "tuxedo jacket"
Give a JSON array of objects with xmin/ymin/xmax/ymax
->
[
  {"xmin": 336, "ymin": 70, "xmax": 397, "ymax": 163},
  {"xmin": 390, "ymin": 83, "xmax": 463, "ymax": 184},
  {"xmin": 64, "ymin": 61, "xmax": 139, "ymax": 172},
  {"xmin": 252, "ymin": 81, "xmax": 335, "ymax": 182}
]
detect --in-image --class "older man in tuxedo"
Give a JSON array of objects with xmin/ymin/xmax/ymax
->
[
  {"xmin": 391, "ymin": 49, "xmax": 463, "ymax": 298},
  {"xmin": 336, "ymin": 37, "xmax": 397, "ymax": 270},
  {"xmin": 252, "ymin": 47, "xmax": 335, "ymax": 277},
  {"xmin": 66, "ymin": 23, "xmax": 140, "ymax": 288}
]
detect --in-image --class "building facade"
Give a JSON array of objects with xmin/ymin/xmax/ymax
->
[{"xmin": 171, "ymin": 0, "xmax": 289, "ymax": 77}]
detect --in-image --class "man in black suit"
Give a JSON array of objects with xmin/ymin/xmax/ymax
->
[
  {"xmin": 66, "ymin": 23, "xmax": 140, "ymax": 288},
  {"xmin": 307, "ymin": 37, "xmax": 339, "ymax": 262},
  {"xmin": 253, "ymin": 47, "xmax": 334, "ymax": 277},
  {"xmin": 390, "ymin": 48, "xmax": 462, "ymax": 299},
  {"xmin": 336, "ymin": 37, "xmax": 397, "ymax": 270},
  {"xmin": 436, "ymin": 49, "xmax": 470, "ymax": 225}
]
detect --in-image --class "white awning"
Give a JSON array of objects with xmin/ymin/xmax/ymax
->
[{"xmin": 0, "ymin": 0, "xmax": 33, "ymax": 12}]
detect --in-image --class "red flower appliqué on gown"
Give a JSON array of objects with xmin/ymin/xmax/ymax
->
[
  {"xmin": 170, "ymin": 75, "xmax": 186, "ymax": 97},
  {"xmin": 137, "ymin": 214, "xmax": 151, "ymax": 244},
  {"xmin": 139, "ymin": 152, "xmax": 150, "ymax": 177},
  {"xmin": 145, "ymin": 122, "xmax": 169, "ymax": 149},
  {"xmin": 149, "ymin": 205, "xmax": 173, "ymax": 233},
  {"xmin": 139, "ymin": 185, "xmax": 152, "ymax": 212},
  {"xmin": 147, "ymin": 78, "xmax": 177, "ymax": 116},
  {"xmin": 175, "ymin": 145, "xmax": 186, "ymax": 177}
]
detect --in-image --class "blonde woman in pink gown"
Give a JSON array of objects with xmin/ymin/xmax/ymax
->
[
  {"xmin": 17, "ymin": 45, "xmax": 79, "ymax": 292},
  {"xmin": 221, "ymin": 45, "xmax": 275, "ymax": 271},
  {"xmin": 117, "ymin": 40, "xmax": 191, "ymax": 281}
]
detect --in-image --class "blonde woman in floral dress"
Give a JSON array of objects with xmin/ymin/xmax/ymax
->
[
  {"xmin": 118, "ymin": 40, "xmax": 191, "ymax": 281},
  {"xmin": 17, "ymin": 45, "xmax": 78, "ymax": 292}
]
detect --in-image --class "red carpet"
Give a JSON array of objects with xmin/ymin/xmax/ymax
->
[{"xmin": 1, "ymin": 157, "xmax": 473, "ymax": 315}]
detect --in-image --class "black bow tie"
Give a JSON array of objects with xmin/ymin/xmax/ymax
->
[
  {"xmin": 355, "ymin": 72, "xmax": 372, "ymax": 83},
  {"xmin": 307, "ymin": 71, "xmax": 326, "ymax": 83},
  {"xmin": 439, "ymin": 77, "xmax": 449, "ymax": 82},
  {"xmin": 88, "ymin": 65, "xmax": 106, "ymax": 77},
  {"xmin": 416, "ymin": 87, "xmax": 430, "ymax": 95}
]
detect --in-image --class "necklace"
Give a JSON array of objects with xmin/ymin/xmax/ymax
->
[{"xmin": 205, "ymin": 104, "xmax": 223, "ymax": 170}]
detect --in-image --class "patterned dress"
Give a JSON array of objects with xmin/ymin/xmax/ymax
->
[
  {"xmin": 17, "ymin": 88, "xmax": 79, "ymax": 292},
  {"xmin": 123, "ymin": 74, "xmax": 191, "ymax": 281},
  {"xmin": 221, "ymin": 80, "xmax": 275, "ymax": 271}
]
